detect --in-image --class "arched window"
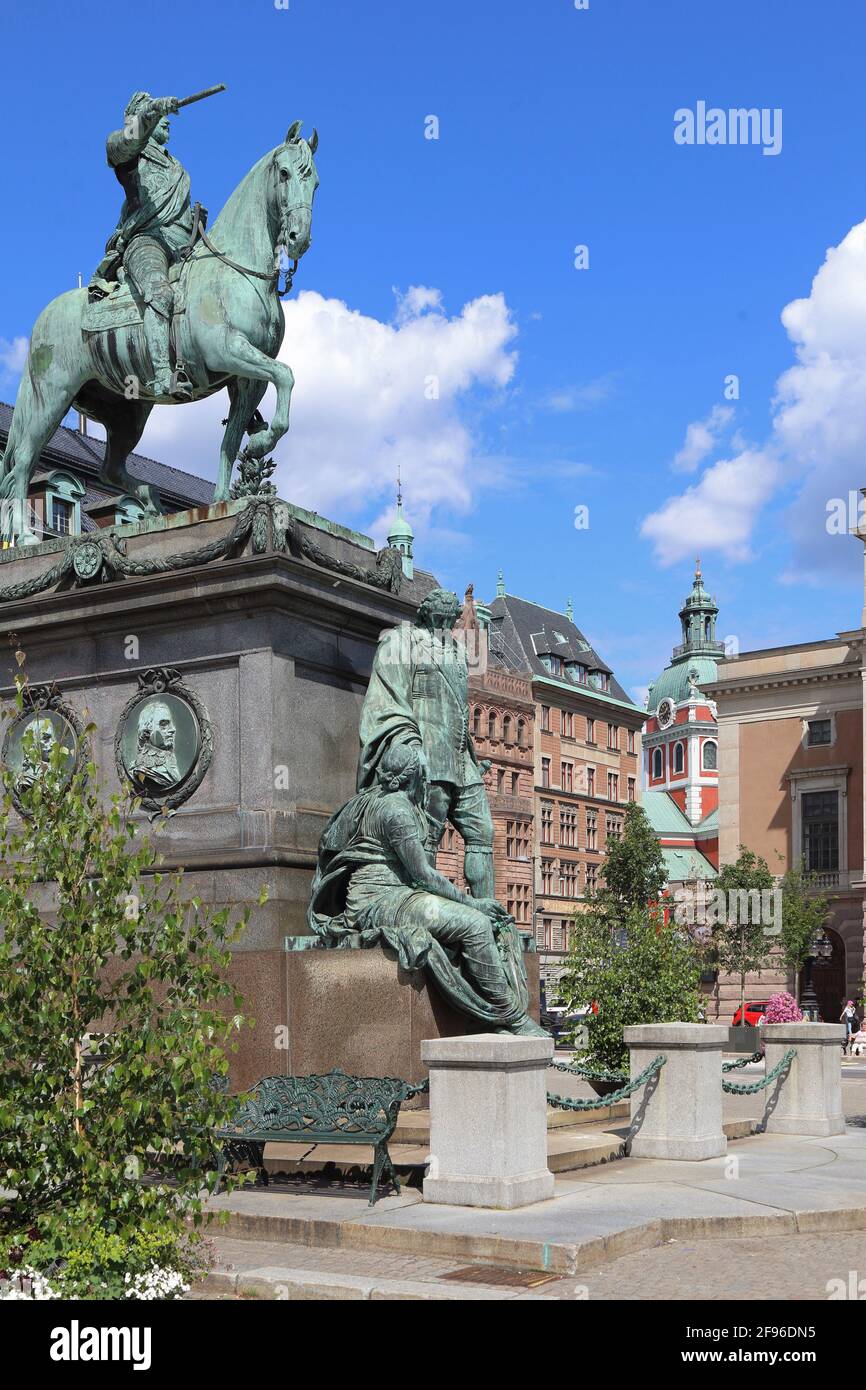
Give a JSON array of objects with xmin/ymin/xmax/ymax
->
[
  {"xmin": 488, "ymin": 711, "xmax": 498, "ymax": 740},
  {"xmin": 115, "ymin": 495, "xmax": 146, "ymax": 527},
  {"xmin": 652, "ymin": 748, "xmax": 663, "ymax": 779},
  {"xmin": 472, "ymin": 706, "xmax": 482, "ymax": 737},
  {"xmin": 503, "ymin": 715, "xmax": 513, "ymax": 744},
  {"xmin": 702, "ymin": 740, "xmax": 717, "ymax": 771},
  {"xmin": 673, "ymin": 742, "xmax": 684, "ymax": 774},
  {"xmin": 517, "ymin": 718, "xmax": 526, "ymax": 746}
]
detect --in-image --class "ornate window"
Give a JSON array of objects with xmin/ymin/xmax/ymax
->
[
  {"xmin": 115, "ymin": 495, "xmax": 146, "ymax": 527},
  {"xmin": 488, "ymin": 710, "xmax": 498, "ymax": 739},
  {"xmin": 702, "ymin": 740, "xmax": 717, "ymax": 771},
  {"xmin": 673, "ymin": 741, "xmax": 685, "ymax": 774},
  {"xmin": 652, "ymin": 748, "xmax": 663, "ymax": 779},
  {"xmin": 44, "ymin": 471, "xmax": 85, "ymax": 539},
  {"xmin": 503, "ymin": 714, "xmax": 513, "ymax": 744},
  {"xmin": 472, "ymin": 706, "xmax": 482, "ymax": 737}
]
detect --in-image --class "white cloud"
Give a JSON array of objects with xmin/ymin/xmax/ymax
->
[
  {"xmin": 139, "ymin": 286, "xmax": 517, "ymax": 534},
  {"xmin": 641, "ymin": 448, "xmax": 780, "ymax": 566},
  {"xmin": 0, "ymin": 336, "xmax": 28, "ymax": 377},
  {"xmin": 540, "ymin": 374, "xmax": 616, "ymax": 413},
  {"xmin": 672, "ymin": 403, "xmax": 734, "ymax": 472},
  {"xmin": 643, "ymin": 216, "xmax": 866, "ymax": 577}
]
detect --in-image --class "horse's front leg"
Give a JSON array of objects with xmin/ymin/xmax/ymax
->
[
  {"xmin": 209, "ymin": 329, "xmax": 295, "ymax": 464},
  {"xmin": 216, "ymin": 377, "xmax": 268, "ymax": 501}
]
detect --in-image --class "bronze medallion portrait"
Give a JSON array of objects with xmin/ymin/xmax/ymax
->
[
  {"xmin": 1, "ymin": 684, "xmax": 87, "ymax": 817},
  {"xmin": 115, "ymin": 668, "xmax": 212, "ymax": 813}
]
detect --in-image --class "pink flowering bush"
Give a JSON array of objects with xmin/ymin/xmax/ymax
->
[{"xmin": 763, "ymin": 992, "xmax": 803, "ymax": 1024}]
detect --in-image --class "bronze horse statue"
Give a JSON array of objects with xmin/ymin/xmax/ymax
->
[{"xmin": 0, "ymin": 121, "xmax": 318, "ymax": 537}]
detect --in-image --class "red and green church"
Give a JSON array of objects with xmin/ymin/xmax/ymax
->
[{"xmin": 643, "ymin": 562, "xmax": 722, "ymax": 887}]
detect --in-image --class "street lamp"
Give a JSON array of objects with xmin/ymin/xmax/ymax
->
[{"xmin": 800, "ymin": 927, "xmax": 833, "ymax": 1021}]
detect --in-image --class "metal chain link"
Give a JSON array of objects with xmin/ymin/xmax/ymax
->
[
  {"xmin": 547, "ymin": 1055, "xmax": 666, "ymax": 1111},
  {"xmin": 402, "ymin": 1079, "xmax": 429, "ymax": 1099},
  {"xmin": 722, "ymin": 1048, "xmax": 796, "ymax": 1094},
  {"xmin": 722, "ymin": 1051, "xmax": 763, "ymax": 1072},
  {"xmin": 550, "ymin": 1058, "xmax": 628, "ymax": 1083}
]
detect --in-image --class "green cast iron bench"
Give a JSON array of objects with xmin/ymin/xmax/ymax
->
[{"xmin": 214, "ymin": 1068, "xmax": 425, "ymax": 1205}]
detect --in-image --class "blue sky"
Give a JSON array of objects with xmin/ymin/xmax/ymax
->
[{"xmin": 3, "ymin": 0, "xmax": 866, "ymax": 701}]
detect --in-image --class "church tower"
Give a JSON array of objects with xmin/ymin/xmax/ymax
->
[
  {"xmin": 643, "ymin": 559, "xmax": 723, "ymax": 841},
  {"xmin": 386, "ymin": 469, "xmax": 414, "ymax": 579}
]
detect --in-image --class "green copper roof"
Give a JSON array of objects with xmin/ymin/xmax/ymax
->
[
  {"xmin": 647, "ymin": 653, "xmax": 720, "ymax": 709},
  {"xmin": 661, "ymin": 846, "xmax": 717, "ymax": 882},
  {"xmin": 643, "ymin": 790, "xmax": 694, "ymax": 834},
  {"xmin": 387, "ymin": 499, "xmax": 413, "ymax": 539}
]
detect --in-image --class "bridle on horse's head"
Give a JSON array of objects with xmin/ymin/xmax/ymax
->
[
  {"xmin": 271, "ymin": 133, "xmax": 318, "ymax": 295},
  {"xmin": 183, "ymin": 130, "xmax": 317, "ymax": 299}
]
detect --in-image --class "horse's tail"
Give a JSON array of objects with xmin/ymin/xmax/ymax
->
[{"xmin": 0, "ymin": 289, "xmax": 87, "ymax": 494}]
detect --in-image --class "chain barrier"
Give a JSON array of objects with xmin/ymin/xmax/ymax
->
[
  {"xmin": 722, "ymin": 1051, "xmax": 763, "ymax": 1072},
  {"xmin": 403, "ymin": 1079, "xmax": 429, "ymax": 1099},
  {"xmin": 547, "ymin": 1054, "xmax": 666, "ymax": 1111},
  {"xmin": 721, "ymin": 1048, "xmax": 796, "ymax": 1095},
  {"xmin": 549, "ymin": 1058, "xmax": 628, "ymax": 1084}
]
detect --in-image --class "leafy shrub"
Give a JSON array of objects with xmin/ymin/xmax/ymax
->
[{"xmin": 0, "ymin": 675, "xmax": 257, "ymax": 1297}]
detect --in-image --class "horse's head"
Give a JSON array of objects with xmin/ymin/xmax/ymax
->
[{"xmin": 271, "ymin": 121, "xmax": 319, "ymax": 261}]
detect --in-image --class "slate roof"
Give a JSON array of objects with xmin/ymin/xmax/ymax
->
[
  {"xmin": 0, "ymin": 402, "xmax": 215, "ymax": 510},
  {"xmin": 487, "ymin": 593, "xmax": 642, "ymax": 713}
]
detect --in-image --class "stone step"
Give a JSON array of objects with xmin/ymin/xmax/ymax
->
[{"xmin": 393, "ymin": 1099, "xmax": 629, "ymax": 1144}]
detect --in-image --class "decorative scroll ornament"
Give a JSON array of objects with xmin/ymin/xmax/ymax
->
[
  {"xmin": 1, "ymin": 682, "xmax": 89, "ymax": 818},
  {"xmin": 114, "ymin": 667, "xmax": 212, "ymax": 815},
  {"xmin": 0, "ymin": 498, "xmax": 404, "ymax": 602}
]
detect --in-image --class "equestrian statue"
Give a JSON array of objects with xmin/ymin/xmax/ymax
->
[{"xmin": 0, "ymin": 85, "xmax": 319, "ymax": 537}]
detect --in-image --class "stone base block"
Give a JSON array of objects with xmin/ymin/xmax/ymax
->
[
  {"xmin": 628, "ymin": 1134, "xmax": 727, "ymax": 1161},
  {"xmin": 761, "ymin": 1023, "xmax": 847, "ymax": 1138},
  {"xmin": 423, "ymin": 1169, "xmax": 555, "ymax": 1209},
  {"xmin": 422, "ymin": 1033, "xmax": 554, "ymax": 1209},
  {"xmin": 759, "ymin": 1115, "xmax": 845, "ymax": 1138},
  {"xmin": 222, "ymin": 942, "xmax": 540, "ymax": 1099}
]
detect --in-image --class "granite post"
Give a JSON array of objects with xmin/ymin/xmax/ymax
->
[
  {"xmin": 624, "ymin": 1023, "xmax": 728, "ymax": 1160},
  {"xmin": 759, "ymin": 1022, "xmax": 846, "ymax": 1136},
  {"xmin": 421, "ymin": 1033, "xmax": 555, "ymax": 1208}
]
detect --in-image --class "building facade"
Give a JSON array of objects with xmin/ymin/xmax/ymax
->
[
  {"xmin": 435, "ymin": 661, "xmax": 536, "ymax": 926},
  {"xmin": 486, "ymin": 585, "xmax": 645, "ymax": 999},
  {"xmin": 706, "ymin": 628, "xmax": 866, "ymax": 1022}
]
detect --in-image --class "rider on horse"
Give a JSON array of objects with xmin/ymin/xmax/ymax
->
[{"xmin": 89, "ymin": 91, "xmax": 202, "ymax": 401}]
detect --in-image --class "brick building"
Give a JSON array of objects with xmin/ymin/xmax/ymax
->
[
  {"xmin": 434, "ymin": 583, "xmax": 643, "ymax": 997},
  {"xmin": 435, "ymin": 661, "xmax": 536, "ymax": 924},
  {"xmin": 487, "ymin": 584, "xmax": 645, "ymax": 998}
]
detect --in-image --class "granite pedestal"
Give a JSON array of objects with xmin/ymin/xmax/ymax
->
[
  {"xmin": 0, "ymin": 500, "xmax": 539, "ymax": 1091},
  {"xmin": 760, "ymin": 1022, "xmax": 846, "ymax": 1136},
  {"xmin": 624, "ymin": 1022, "xmax": 728, "ymax": 1160},
  {"xmin": 421, "ymin": 1033, "xmax": 555, "ymax": 1208}
]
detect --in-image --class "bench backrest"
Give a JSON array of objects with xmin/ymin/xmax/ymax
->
[{"xmin": 219, "ymin": 1068, "xmax": 409, "ymax": 1141}]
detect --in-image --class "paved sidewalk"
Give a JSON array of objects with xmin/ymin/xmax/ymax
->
[{"xmin": 205, "ymin": 1127, "xmax": 866, "ymax": 1285}]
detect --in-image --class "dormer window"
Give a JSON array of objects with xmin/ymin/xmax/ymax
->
[{"xmin": 43, "ymin": 471, "xmax": 86, "ymax": 539}]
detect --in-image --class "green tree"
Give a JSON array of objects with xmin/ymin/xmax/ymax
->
[
  {"xmin": 558, "ymin": 802, "xmax": 700, "ymax": 1071},
  {"xmin": 599, "ymin": 801, "xmax": 667, "ymax": 914},
  {"xmin": 778, "ymin": 862, "xmax": 831, "ymax": 1000},
  {"xmin": 560, "ymin": 905, "xmax": 702, "ymax": 1072},
  {"xmin": 713, "ymin": 846, "xmax": 774, "ymax": 1024},
  {"xmin": 0, "ymin": 679, "xmax": 255, "ymax": 1297}
]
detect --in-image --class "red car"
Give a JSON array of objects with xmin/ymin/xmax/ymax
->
[{"xmin": 731, "ymin": 1000, "xmax": 770, "ymax": 1026}]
